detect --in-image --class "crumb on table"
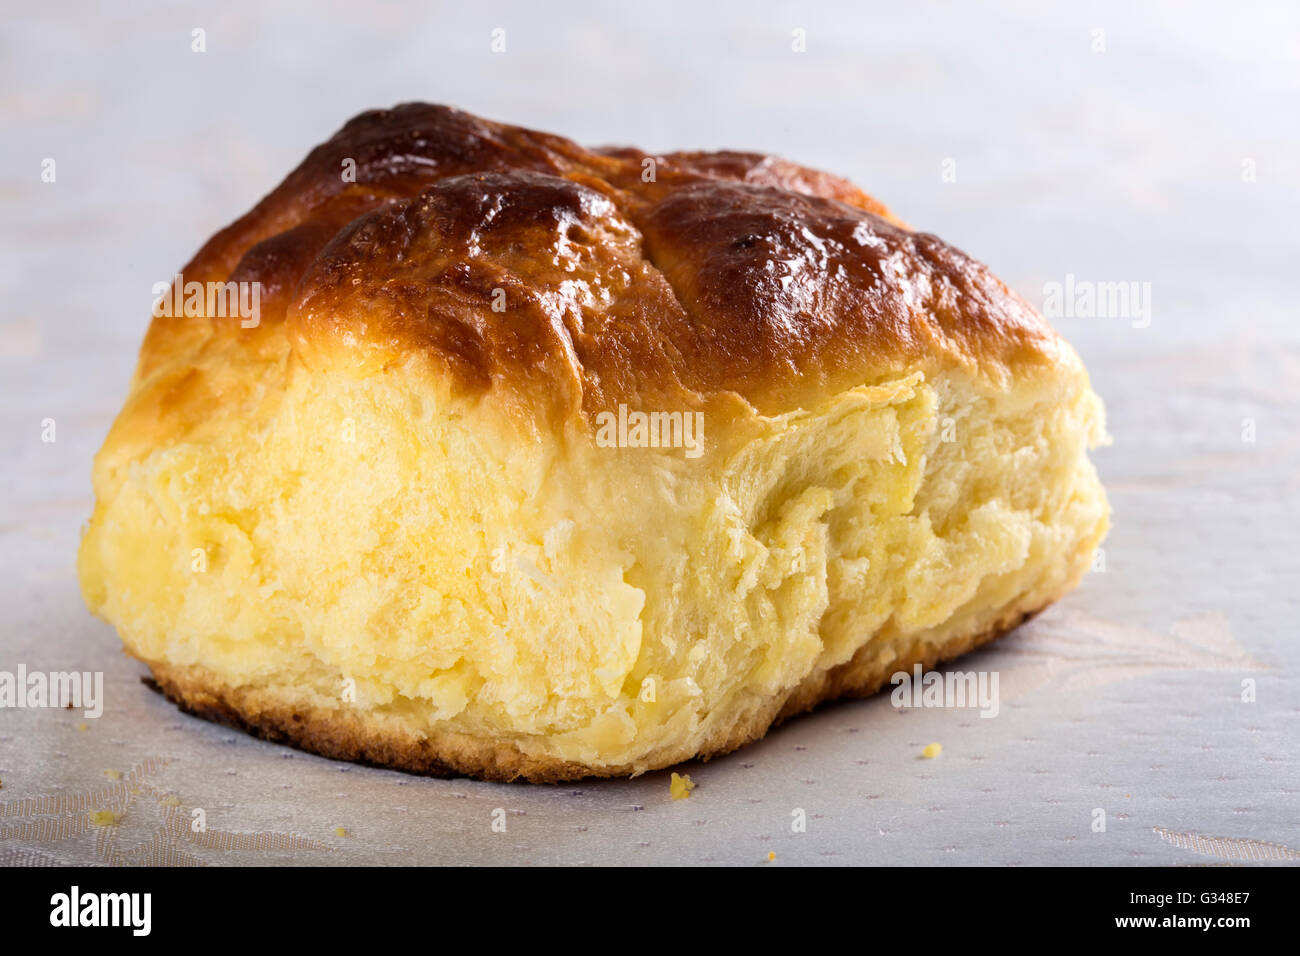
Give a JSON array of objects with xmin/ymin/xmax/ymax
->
[{"xmin": 669, "ymin": 772, "xmax": 695, "ymax": 800}]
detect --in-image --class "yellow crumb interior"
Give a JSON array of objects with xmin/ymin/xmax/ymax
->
[{"xmin": 79, "ymin": 343, "xmax": 1108, "ymax": 773}]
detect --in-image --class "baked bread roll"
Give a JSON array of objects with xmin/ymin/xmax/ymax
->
[{"xmin": 78, "ymin": 104, "xmax": 1109, "ymax": 781}]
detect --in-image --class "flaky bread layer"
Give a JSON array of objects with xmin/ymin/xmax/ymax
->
[
  {"xmin": 144, "ymin": 599, "xmax": 1050, "ymax": 783},
  {"xmin": 80, "ymin": 350, "xmax": 1108, "ymax": 778}
]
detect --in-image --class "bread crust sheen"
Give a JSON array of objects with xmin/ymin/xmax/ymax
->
[{"xmin": 135, "ymin": 103, "xmax": 1069, "ymax": 426}]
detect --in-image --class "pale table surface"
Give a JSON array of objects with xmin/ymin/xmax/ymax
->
[{"xmin": 2, "ymin": 0, "xmax": 1297, "ymax": 866}]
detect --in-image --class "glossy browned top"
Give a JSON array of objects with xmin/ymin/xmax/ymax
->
[{"xmin": 144, "ymin": 103, "xmax": 1068, "ymax": 422}]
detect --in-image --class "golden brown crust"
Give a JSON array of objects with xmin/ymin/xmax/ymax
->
[
  {"xmin": 594, "ymin": 146, "xmax": 907, "ymax": 224},
  {"xmin": 143, "ymin": 596, "xmax": 1050, "ymax": 783},
  {"xmin": 140, "ymin": 103, "xmax": 1066, "ymax": 421}
]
